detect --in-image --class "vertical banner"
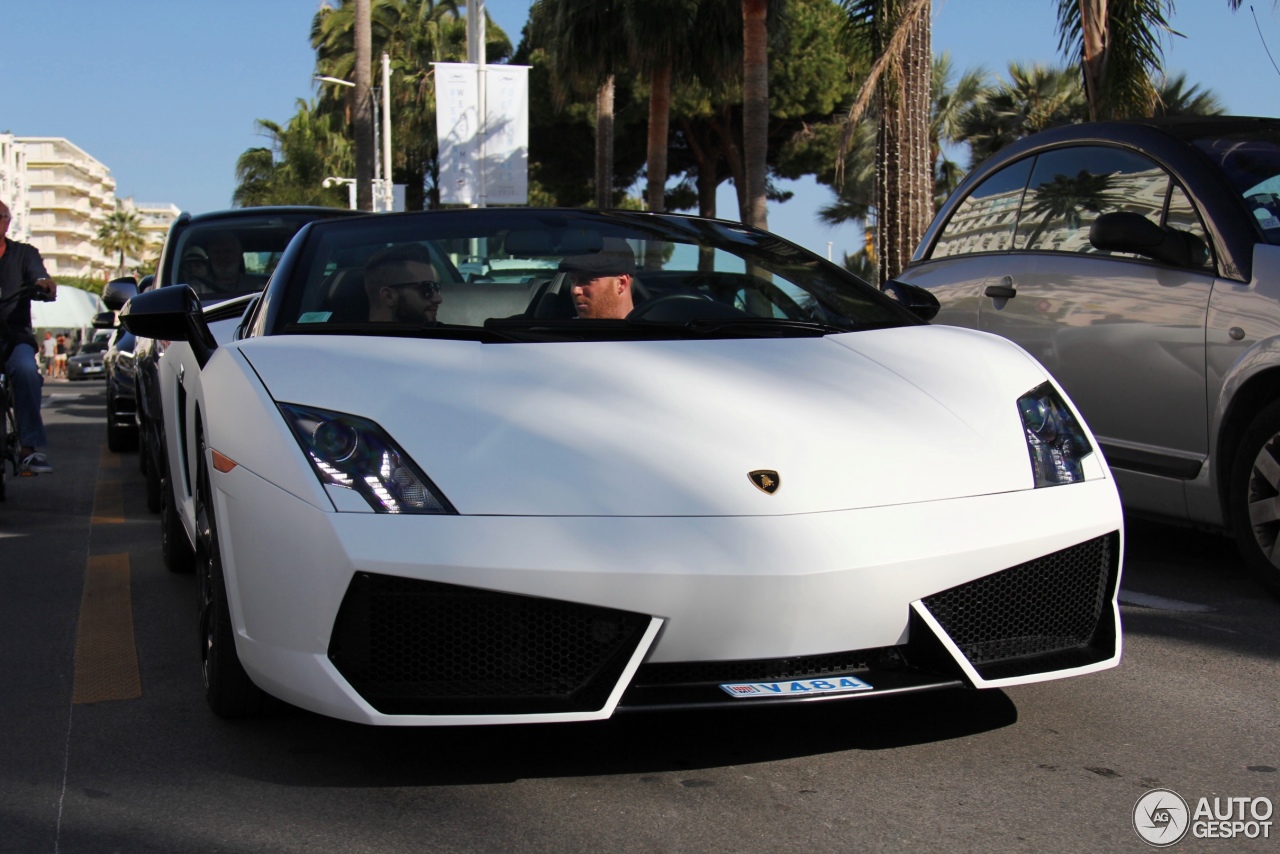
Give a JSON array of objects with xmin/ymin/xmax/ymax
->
[
  {"xmin": 435, "ymin": 63, "xmax": 480, "ymax": 205},
  {"xmin": 482, "ymin": 66, "xmax": 529, "ymax": 205}
]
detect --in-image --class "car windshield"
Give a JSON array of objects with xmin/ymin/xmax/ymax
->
[
  {"xmin": 78, "ymin": 340, "xmax": 109, "ymax": 354},
  {"xmin": 1194, "ymin": 130, "xmax": 1280, "ymax": 244},
  {"xmin": 169, "ymin": 213, "xmax": 340, "ymax": 299},
  {"xmin": 271, "ymin": 210, "xmax": 910, "ymax": 342}
]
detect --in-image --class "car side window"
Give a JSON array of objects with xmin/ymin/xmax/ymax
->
[
  {"xmin": 929, "ymin": 158, "xmax": 1033, "ymax": 258},
  {"xmin": 1014, "ymin": 146, "xmax": 1169, "ymax": 256},
  {"xmin": 1165, "ymin": 183, "xmax": 1214, "ymax": 270}
]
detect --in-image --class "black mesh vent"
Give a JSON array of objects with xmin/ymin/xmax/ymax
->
[
  {"xmin": 328, "ymin": 573, "xmax": 650, "ymax": 715},
  {"xmin": 920, "ymin": 532, "xmax": 1120, "ymax": 680},
  {"xmin": 633, "ymin": 648, "xmax": 897, "ymax": 687}
]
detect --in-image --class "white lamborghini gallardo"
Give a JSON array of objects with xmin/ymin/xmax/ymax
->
[{"xmin": 119, "ymin": 208, "xmax": 1124, "ymax": 725}]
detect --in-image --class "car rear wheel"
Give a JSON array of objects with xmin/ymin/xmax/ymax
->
[
  {"xmin": 196, "ymin": 431, "xmax": 268, "ymax": 717},
  {"xmin": 1230, "ymin": 399, "xmax": 1280, "ymax": 598}
]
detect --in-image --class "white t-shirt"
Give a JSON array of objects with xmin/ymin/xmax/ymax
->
[{"xmin": 42, "ymin": 336, "xmax": 56, "ymax": 358}]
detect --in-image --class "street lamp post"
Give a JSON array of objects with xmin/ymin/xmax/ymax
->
[{"xmin": 316, "ymin": 53, "xmax": 394, "ymax": 212}]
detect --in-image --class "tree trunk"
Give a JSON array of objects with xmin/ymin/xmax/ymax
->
[
  {"xmin": 646, "ymin": 63, "xmax": 672, "ymax": 214},
  {"xmin": 874, "ymin": 2, "xmax": 931, "ymax": 284},
  {"xmin": 354, "ymin": 0, "xmax": 375, "ymax": 212},
  {"xmin": 594, "ymin": 76, "xmax": 616, "ymax": 209},
  {"xmin": 1079, "ymin": 0, "xmax": 1109, "ymax": 121},
  {"xmin": 741, "ymin": 0, "xmax": 769, "ymax": 229}
]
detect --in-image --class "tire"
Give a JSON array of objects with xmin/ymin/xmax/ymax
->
[
  {"xmin": 196, "ymin": 433, "xmax": 268, "ymax": 717},
  {"xmin": 161, "ymin": 470, "xmax": 195, "ymax": 574},
  {"xmin": 142, "ymin": 428, "xmax": 162, "ymax": 513},
  {"xmin": 105, "ymin": 390, "xmax": 138, "ymax": 453},
  {"xmin": 1229, "ymin": 399, "xmax": 1280, "ymax": 598}
]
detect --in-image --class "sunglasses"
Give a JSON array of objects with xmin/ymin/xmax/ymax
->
[{"xmin": 387, "ymin": 279, "xmax": 441, "ymax": 299}]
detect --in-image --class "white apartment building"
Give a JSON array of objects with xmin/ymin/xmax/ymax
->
[
  {"xmin": 0, "ymin": 133, "xmax": 31, "ymax": 242},
  {"xmin": 125, "ymin": 198, "xmax": 181, "ymax": 255},
  {"xmin": 18, "ymin": 136, "xmax": 117, "ymax": 278},
  {"xmin": 4, "ymin": 137, "xmax": 180, "ymax": 280}
]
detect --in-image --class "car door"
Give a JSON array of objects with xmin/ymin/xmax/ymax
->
[{"xmin": 978, "ymin": 146, "xmax": 1216, "ymax": 470}]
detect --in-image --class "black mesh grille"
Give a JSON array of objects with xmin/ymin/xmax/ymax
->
[
  {"xmin": 633, "ymin": 648, "xmax": 898, "ymax": 687},
  {"xmin": 920, "ymin": 532, "xmax": 1120, "ymax": 680},
  {"xmin": 328, "ymin": 573, "xmax": 650, "ymax": 715}
]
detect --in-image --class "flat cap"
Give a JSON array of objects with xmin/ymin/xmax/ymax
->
[{"xmin": 558, "ymin": 237, "xmax": 636, "ymax": 277}]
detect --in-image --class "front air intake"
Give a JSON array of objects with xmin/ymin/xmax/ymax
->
[
  {"xmin": 328, "ymin": 573, "xmax": 649, "ymax": 716},
  {"xmin": 919, "ymin": 532, "xmax": 1120, "ymax": 681}
]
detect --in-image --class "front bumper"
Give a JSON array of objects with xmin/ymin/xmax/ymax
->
[{"xmin": 213, "ymin": 465, "xmax": 1123, "ymax": 726}]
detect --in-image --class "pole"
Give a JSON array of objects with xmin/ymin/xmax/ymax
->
[
  {"xmin": 382, "ymin": 52, "xmax": 393, "ymax": 213},
  {"xmin": 354, "ymin": 0, "xmax": 374, "ymax": 212},
  {"xmin": 467, "ymin": 0, "xmax": 487, "ymax": 208}
]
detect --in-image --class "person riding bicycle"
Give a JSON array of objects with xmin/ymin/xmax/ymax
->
[{"xmin": 0, "ymin": 200, "xmax": 57, "ymax": 474}]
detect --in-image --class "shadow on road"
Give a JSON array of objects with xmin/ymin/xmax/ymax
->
[{"xmin": 205, "ymin": 686, "xmax": 1018, "ymax": 788}]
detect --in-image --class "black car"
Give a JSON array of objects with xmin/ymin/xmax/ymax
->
[
  {"xmin": 103, "ymin": 327, "xmax": 137, "ymax": 452},
  {"xmin": 65, "ymin": 338, "xmax": 109, "ymax": 381},
  {"xmin": 102, "ymin": 207, "xmax": 359, "ymax": 557}
]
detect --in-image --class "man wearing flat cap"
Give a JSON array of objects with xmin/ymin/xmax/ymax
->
[{"xmin": 558, "ymin": 237, "xmax": 637, "ymax": 319}]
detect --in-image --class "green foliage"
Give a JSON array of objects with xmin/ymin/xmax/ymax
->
[
  {"xmin": 94, "ymin": 204, "xmax": 146, "ymax": 278},
  {"xmin": 233, "ymin": 101, "xmax": 352, "ymax": 208},
  {"xmin": 1055, "ymin": 0, "xmax": 1178, "ymax": 119}
]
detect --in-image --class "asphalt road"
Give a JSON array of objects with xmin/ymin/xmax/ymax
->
[{"xmin": 2, "ymin": 381, "xmax": 1278, "ymax": 853}]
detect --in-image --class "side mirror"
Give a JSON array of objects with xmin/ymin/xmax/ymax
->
[
  {"xmin": 119, "ymin": 285, "xmax": 218, "ymax": 368},
  {"xmin": 1090, "ymin": 211, "xmax": 1208, "ymax": 269},
  {"xmin": 92, "ymin": 310, "xmax": 118, "ymax": 330},
  {"xmin": 138, "ymin": 274, "xmax": 155, "ymax": 293},
  {"xmin": 882, "ymin": 279, "xmax": 941, "ymax": 322},
  {"xmin": 102, "ymin": 277, "xmax": 139, "ymax": 311}
]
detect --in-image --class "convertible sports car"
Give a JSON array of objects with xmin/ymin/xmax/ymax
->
[{"xmin": 119, "ymin": 209, "xmax": 1124, "ymax": 725}]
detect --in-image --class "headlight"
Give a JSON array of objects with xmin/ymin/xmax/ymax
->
[
  {"xmin": 278, "ymin": 402, "xmax": 455, "ymax": 514},
  {"xmin": 1017, "ymin": 383, "xmax": 1093, "ymax": 488}
]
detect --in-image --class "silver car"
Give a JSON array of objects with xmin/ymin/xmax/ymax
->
[{"xmin": 894, "ymin": 116, "xmax": 1280, "ymax": 596}]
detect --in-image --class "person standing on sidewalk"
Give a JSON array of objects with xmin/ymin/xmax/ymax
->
[
  {"xmin": 41, "ymin": 331, "xmax": 55, "ymax": 376},
  {"xmin": 0, "ymin": 200, "xmax": 57, "ymax": 473}
]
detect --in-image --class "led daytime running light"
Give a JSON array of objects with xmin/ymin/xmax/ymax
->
[{"xmin": 278, "ymin": 402, "xmax": 454, "ymax": 514}]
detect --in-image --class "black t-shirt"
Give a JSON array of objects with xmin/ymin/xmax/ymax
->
[{"xmin": 0, "ymin": 238, "xmax": 51, "ymax": 351}]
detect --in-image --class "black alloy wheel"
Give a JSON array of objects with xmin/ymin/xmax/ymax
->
[
  {"xmin": 195, "ymin": 430, "xmax": 268, "ymax": 717},
  {"xmin": 1230, "ymin": 399, "xmax": 1280, "ymax": 599}
]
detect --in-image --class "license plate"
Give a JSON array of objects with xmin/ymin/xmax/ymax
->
[
  {"xmin": 720, "ymin": 675, "xmax": 873, "ymax": 698},
  {"xmin": 84, "ymin": 366, "xmax": 102, "ymax": 372}
]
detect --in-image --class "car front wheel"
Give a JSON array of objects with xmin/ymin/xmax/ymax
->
[
  {"xmin": 196, "ymin": 432, "xmax": 268, "ymax": 717},
  {"xmin": 1230, "ymin": 399, "xmax": 1280, "ymax": 598}
]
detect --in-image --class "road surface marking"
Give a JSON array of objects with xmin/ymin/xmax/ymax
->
[
  {"xmin": 72, "ymin": 553, "xmax": 142, "ymax": 704},
  {"xmin": 91, "ymin": 478, "xmax": 125, "ymax": 525}
]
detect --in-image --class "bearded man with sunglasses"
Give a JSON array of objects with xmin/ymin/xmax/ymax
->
[{"xmin": 365, "ymin": 244, "xmax": 443, "ymax": 325}]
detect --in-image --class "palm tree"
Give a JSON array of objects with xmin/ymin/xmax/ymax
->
[
  {"xmin": 532, "ymin": 0, "xmax": 629, "ymax": 208},
  {"xmin": 838, "ymin": 0, "xmax": 932, "ymax": 283},
  {"xmin": 929, "ymin": 53, "xmax": 985, "ymax": 205},
  {"xmin": 1155, "ymin": 72, "xmax": 1225, "ymax": 117},
  {"xmin": 741, "ymin": 0, "xmax": 771, "ymax": 228},
  {"xmin": 1055, "ymin": 0, "xmax": 1176, "ymax": 121},
  {"xmin": 95, "ymin": 204, "xmax": 145, "ymax": 278},
  {"xmin": 957, "ymin": 62, "xmax": 1086, "ymax": 166},
  {"xmin": 233, "ymin": 101, "xmax": 352, "ymax": 207}
]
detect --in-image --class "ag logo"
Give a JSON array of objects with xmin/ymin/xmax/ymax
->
[
  {"xmin": 1133, "ymin": 788, "xmax": 1189, "ymax": 847},
  {"xmin": 749, "ymin": 470, "xmax": 780, "ymax": 494}
]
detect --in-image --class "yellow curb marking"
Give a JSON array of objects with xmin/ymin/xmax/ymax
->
[
  {"xmin": 99, "ymin": 444, "xmax": 121, "ymax": 469},
  {"xmin": 91, "ymin": 478, "xmax": 125, "ymax": 525},
  {"xmin": 72, "ymin": 553, "xmax": 142, "ymax": 704}
]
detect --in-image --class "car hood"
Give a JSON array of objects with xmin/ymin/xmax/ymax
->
[{"xmin": 236, "ymin": 326, "xmax": 1056, "ymax": 516}]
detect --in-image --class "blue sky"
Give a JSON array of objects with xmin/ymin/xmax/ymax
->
[{"xmin": 2, "ymin": 1, "xmax": 1277, "ymax": 259}]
